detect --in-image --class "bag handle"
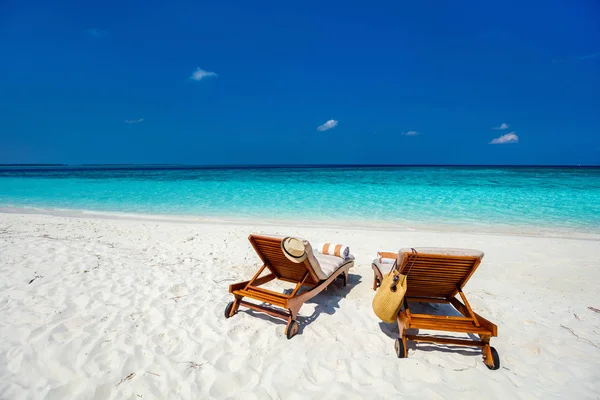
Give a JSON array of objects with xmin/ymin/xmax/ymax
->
[
  {"xmin": 390, "ymin": 248, "xmax": 418, "ymax": 291},
  {"xmin": 387, "ymin": 259, "xmax": 398, "ymax": 275},
  {"xmin": 404, "ymin": 248, "xmax": 418, "ymax": 275}
]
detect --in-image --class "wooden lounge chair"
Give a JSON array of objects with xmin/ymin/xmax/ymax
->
[
  {"xmin": 374, "ymin": 247, "xmax": 500, "ymax": 370},
  {"xmin": 224, "ymin": 234, "xmax": 354, "ymax": 339}
]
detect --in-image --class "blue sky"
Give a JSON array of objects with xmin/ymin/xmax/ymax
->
[{"xmin": 1, "ymin": 0, "xmax": 599, "ymax": 165}]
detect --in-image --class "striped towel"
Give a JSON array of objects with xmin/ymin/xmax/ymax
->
[
  {"xmin": 377, "ymin": 251, "xmax": 397, "ymax": 264},
  {"xmin": 316, "ymin": 243, "xmax": 350, "ymax": 259}
]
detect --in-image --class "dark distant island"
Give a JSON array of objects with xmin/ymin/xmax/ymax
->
[{"xmin": 0, "ymin": 164, "xmax": 68, "ymax": 166}]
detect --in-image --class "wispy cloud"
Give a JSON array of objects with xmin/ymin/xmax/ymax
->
[
  {"xmin": 493, "ymin": 123, "xmax": 509, "ymax": 130},
  {"xmin": 490, "ymin": 132, "xmax": 519, "ymax": 144},
  {"xmin": 317, "ymin": 119, "xmax": 338, "ymax": 131},
  {"xmin": 402, "ymin": 130, "xmax": 421, "ymax": 136},
  {"xmin": 125, "ymin": 118, "xmax": 144, "ymax": 124},
  {"xmin": 576, "ymin": 52, "xmax": 599, "ymax": 61},
  {"xmin": 190, "ymin": 67, "xmax": 218, "ymax": 81},
  {"xmin": 553, "ymin": 52, "xmax": 599, "ymax": 63},
  {"xmin": 86, "ymin": 28, "xmax": 108, "ymax": 38}
]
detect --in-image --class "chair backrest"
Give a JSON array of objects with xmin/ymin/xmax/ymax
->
[
  {"xmin": 398, "ymin": 247, "xmax": 484, "ymax": 300},
  {"xmin": 248, "ymin": 235, "xmax": 322, "ymax": 284}
]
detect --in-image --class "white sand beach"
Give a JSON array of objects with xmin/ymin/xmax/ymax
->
[{"xmin": 1, "ymin": 211, "xmax": 599, "ymax": 399}]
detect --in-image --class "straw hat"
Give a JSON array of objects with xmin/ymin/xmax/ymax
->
[{"xmin": 281, "ymin": 237, "xmax": 307, "ymax": 263}]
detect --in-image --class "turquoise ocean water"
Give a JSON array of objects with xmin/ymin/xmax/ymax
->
[{"xmin": 1, "ymin": 166, "xmax": 599, "ymax": 235}]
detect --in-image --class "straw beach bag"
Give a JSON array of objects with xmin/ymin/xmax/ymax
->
[{"xmin": 372, "ymin": 248, "xmax": 418, "ymax": 323}]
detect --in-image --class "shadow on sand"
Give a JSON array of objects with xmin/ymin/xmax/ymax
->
[
  {"xmin": 239, "ymin": 272, "xmax": 362, "ymax": 336},
  {"xmin": 378, "ymin": 301, "xmax": 482, "ymax": 358}
]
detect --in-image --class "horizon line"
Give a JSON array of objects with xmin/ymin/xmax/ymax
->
[{"xmin": 0, "ymin": 163, "xmax": 599, "ymax": 169}]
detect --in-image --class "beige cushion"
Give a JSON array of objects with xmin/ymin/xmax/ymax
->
[
  {"xmin": 254, "ymin": 234, "xmax": 352, "ymax": 280},
  {"xmin": 313, "ymin": 253, "xmax": 355, "ymax": 279},
  {"xmin": 399, "ymin": 247, "xmax": 484, "ymax": 260},
  {"xmin": 371, "ymin": 258, "xmax": 395, "ymax": 275},
  {"xmin": 303, "ymin": 241, "xmax": 328, "ymax": 280}
]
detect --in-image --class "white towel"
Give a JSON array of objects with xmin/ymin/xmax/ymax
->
[{"xmin": 316, "ymin": 243, "xmax": 350, "ymax": 259}]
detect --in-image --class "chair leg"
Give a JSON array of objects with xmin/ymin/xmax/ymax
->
[
  {"xmin": 372, "ymin": 271, "xmax": 380, "ymax": 290},
  {"xmin": 231, "ymin": 298, "xmax": 241, "ymax": 315},
  {"xmin": 225, "ymin": 297, "xmax": 242, "ymax": 318},
  {"xmin": 285, "ymin": 310, "xmax": 300, "ymax": 339},
  {"xmin": 396, "ymin": 312, "xmax": 408, "ymax": 358},
  {"xmin": 481, "ymin": 335, "xmax": 499, "ymax": 370},
  {"xmin": 372, "ymin": 263, "xmax": 383, "ymax": 290},
  {"xmin": 482, "ymin": 344, "xmax": 493, "ymax": 368}
]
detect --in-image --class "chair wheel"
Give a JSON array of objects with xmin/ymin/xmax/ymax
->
[
  {"xmin": 224, "ymin": 301, "xmax": 235, "ymax": 319},
  {"xmin": 486, "ymin": 347, "xmax": 500, "ymax": 370},
  {"xmin": 286, "ymin": 320, "xmax": 299, "ymax": 339},
  {"xmin": 394, "ymin": 338, "xmax": 406, "ymax": 358}
]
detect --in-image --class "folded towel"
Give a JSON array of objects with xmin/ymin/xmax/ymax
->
[
  {"xmin": 316, "ymin": 243, "xmax": 350, "ymax": 259},
  {"xmin": 377, "ymin": 251, "xmax": 397, "ymax": 264}
]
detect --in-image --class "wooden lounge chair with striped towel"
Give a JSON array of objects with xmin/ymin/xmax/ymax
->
[
  {"xmin": 379, "ymin": 247, "xmax": 500, "ymax": 370},
  {"xmin": 224, "ymin": 234, "xmax": 354, "ymax": 339}
]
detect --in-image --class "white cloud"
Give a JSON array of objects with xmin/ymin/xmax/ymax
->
[
  {"xmin": 402, "ymin": 131, "xmax": 420, "ymax": 136},
  {"xmin": 125, "ymin": 118, "xmax": 144, "ymax": 124},
  {"xmin": 86, "ymin": 28, "xmax": 108, "ymax": 38},
  {"xmin": 490, "ymin": 132, "xmax": 519, "ymax": 144},
  {"xmin": 576, "ymin": 52, "xmax": 599, "ymax": 61},
  {"xmin": 317, "ymin": 119, "xmax": 338, "ymax": 131},
  {"xmin": 190, "ymin": 67, "xmax": 218, "ymax": 81},
  {"xmin": 493, "ymin": 123, "xmax": 509, "ymax": 130}
]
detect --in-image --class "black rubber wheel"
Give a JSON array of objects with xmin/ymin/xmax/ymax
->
[
  {"xmin": 486, "ymin": 347, "xmax": 500, "ymax": 370},
  {"xmin": 394, "ymin": 338, "xmax": 406, "ymax": 358},
  {"xmin": 224, "ymin": 301, "xmax": 235, "ymax": 319},
  {"xmin": 286, "ymin": 320, "xmax": 299, "ymax": 339}
]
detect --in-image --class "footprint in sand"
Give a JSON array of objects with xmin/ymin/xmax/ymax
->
[
  {"xmin": 227, "ymin": 323, "xmax": 254, "ymax": 342},
  {"xmin": 203, "ymin": 344, "xmax": 232, "ymax": 364},
  {"xmin": 5, "ymin": 346, "xmax": 24, "ymax": 373},
  {"xmin": 208, "ymin": 369, "xmax": 256, "ymax": 398},
  {"xmin": 524, "ymin": 344, "xmax": 541, "ymax": 355},
  {"xmin": 169, "ymin": 283, "xmax": 186, "ymax": 297}
]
